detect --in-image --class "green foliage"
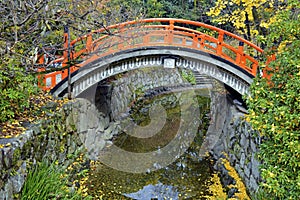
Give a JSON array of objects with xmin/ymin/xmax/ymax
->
[
  {"xmin": 252, "ymin": 187, "xmax": 280, "ymax": 200},
  {"xmin": 21, "ymin": 161, "xmax": 91, "ymax": 200},
  {"xmin": 147, "ymin": 0, "xmax": 213, "ymax": 22},
  {"xmin": 144, "ymin": 0, "xmax": 165, "ymax": 17},
  {"xmin": 245, "ymin": 0, "xmax": 300, "ymax": 198},
  {"xmin": 0, "ymin": 54, "xmax": 39, "ymax": 122},
  {"xmin": 104, "ymin": 0, "xmax": 213, "ymax": 22}
]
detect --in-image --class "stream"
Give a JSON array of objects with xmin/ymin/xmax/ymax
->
[{"xmin": 85, "ymin": 88, "xmax": 224, "ymax": 199}]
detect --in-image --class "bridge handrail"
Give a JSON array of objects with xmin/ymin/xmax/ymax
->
[{"xmin": 38, "ymin": 18, "xmax": 265, "ymax": 90}]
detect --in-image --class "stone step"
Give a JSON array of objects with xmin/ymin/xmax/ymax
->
[{"xmin": 192, "ymin": 71, "xmax": 213, "ymax": 85}]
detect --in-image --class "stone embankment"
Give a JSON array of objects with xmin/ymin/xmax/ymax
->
[{"xmin": 201, "ymin": 92, "xmax": 261, "ymax": 197}]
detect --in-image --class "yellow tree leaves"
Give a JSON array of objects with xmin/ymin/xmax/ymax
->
[
  {"xmin": 207, "ymin": 0, "xmax": 286, "ymax": 40},
  {"xmin": 206, "ymin": 0, "xmax": 227, "ymax": 17}
]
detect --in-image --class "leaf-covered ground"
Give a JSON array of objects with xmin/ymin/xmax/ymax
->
[{"xmin": 0, "ymin": 92, "xmax": 68, "ymax": 139}]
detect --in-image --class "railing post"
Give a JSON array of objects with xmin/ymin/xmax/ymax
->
[
  {"xmin": 199, "ymin": 35, "xmax": 205, "ymax": 49},
  {"xmin": 86, "ymin": 30, "xmax": 92, "ymax": 52},
  {"xmin": 236, "ymin": 41, "xmax": 244, "ymax": 65},
  {"xmin": 252, "ymin": 62, "xmax": 258, "ymax": 77},
  {"xmin": 118, "ymin": 24, "xmax": 125, "ymax": 49},
  {"xmin": 63, "ymin": 26, "xmax": 69, "ymax": 68},
  {"xmin": 192, "ymin": 34, "xmax": 198, "ymax": 48},
  {"xmin": 165, "ymin": 20, "xmax": 174, "ymax": 44},
  {"xmin": 169, "ymin": 20, "xmax": 174, "ymax": 30},
  {"xmin": 216, "ymin": 31, "xmax": 224, "ymax": 55}
]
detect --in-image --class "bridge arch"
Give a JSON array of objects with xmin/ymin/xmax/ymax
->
[
  {"xmin": 37, "ymin": 18, "xmax": 266, "ymax": 96},
  {"xmin": 52, "ymin": 46, "xmax": 253, "ymax": 97}
]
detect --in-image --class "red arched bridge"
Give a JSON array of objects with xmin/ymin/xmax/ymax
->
[{"xmin": 37, "ymin": 18, "xmax": 269, "ymax": 97}]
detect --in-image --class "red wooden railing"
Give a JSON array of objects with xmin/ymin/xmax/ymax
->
[{"xmin": 37, "ymin": 18, "xmax": 266, "ymax": 90}]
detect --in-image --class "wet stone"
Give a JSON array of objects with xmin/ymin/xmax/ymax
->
[
  {"xmin": 0, "ymin": 149, "xmax": 4, "ymax": 170},
  {"xmin": 31, "ymin": 126, "xmax": 41, "ymax": 136},
  {"xmin": 244, "ymin": 162, "xmax": 251, "ymax": 178},
  {"xmin": 11, "ymin": 162, "xmax": 26, "ymax": 193},
  {"xmin": 254, "ymin": 135, "xmax": 261, "ymax": 145},
  {"xmin": 229, "ymin": 136, "xmax": 237, "ymax": 148},
  {"xmin": 240, "ymin": 152, "xmax": 246, "ymax": 166},
  {"xmin": 235, "ymin": 164, "xmax": 243, "ymax": 179},
  {"xmin": 3, "ymin": 148, "xmax": 13, "ymax": 169},
  {"xmin": 4, "ymin": 180, "xmax": 13, "ymax": 200},
  {"xmin": 85, "ymin": 129, "xmax": 96, "ymax": 148},
  {"xmin": 228, "ymin": 188, "xmax": 238, "ymax": 198},
  {"xmin": 68, "ymin": 140, "xmax": 76, "ymax": 155},
  {"xmin": 251, "ymin": 155, "xmax": 261, "ymax": 180},
  {"xmin": 240, "ymin": 133, "xmax": 248, "ymax": 148},
  {"xmin": 250, "ymin": 140, "xmax": 257, "ymax": 152},
  {"xmin": 229, "ymin": 153, "xmax": 237, "ymax": 165},
  {"xmin": 0, "ymin": 138, "xmax": 17, "ymax": 145},
  {"xmin": 233, "ymin": 144, "xmax": 241, "ymax": 159},
  {"xmin": 79, "ymin": 132, "xmax": 87, "ymax": 144},
  {"xmin": 249, "ymin": 175, "xmax": 259, "ymax": 191}
]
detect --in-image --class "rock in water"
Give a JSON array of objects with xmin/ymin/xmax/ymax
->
[{"xmin": 123, "ymin": 182, "xmax": 179, "ymax": 200}]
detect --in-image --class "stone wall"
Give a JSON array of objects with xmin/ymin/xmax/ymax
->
[
  {"xmin": 66, "ymin": 98, "xmax": 119, "ymax": 160},
  {"xmin": 0, "ymin": 103, "xmax": 84, "ymax": 199},
  {"xmin": 204, "ymin": 92, "xmax": 262, "ymax": 197}
]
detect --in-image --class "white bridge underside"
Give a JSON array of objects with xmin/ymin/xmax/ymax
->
[{"xmin": 52, "ymin": 47, "xmax": 254, "ymax": 97}]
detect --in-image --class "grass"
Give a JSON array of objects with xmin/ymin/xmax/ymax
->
[{"xmin": 21, "ymin": 160, "xmax": 91, "ymax": 200}]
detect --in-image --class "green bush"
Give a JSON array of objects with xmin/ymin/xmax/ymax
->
[{"xmin": 245, "ymin": 1, "xmax": 300, "ymax": 198}]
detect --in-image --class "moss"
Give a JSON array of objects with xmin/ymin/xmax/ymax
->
[
  {"xmin": 245, "ymin": 157, "xmax": 250, "ymax": 165},
  {"xmin": 179, "ymin": 68, "xmax": 196, "ymax": 84},
  {"xmin": 60, "ymin": 145, "xmax": 65, "ymax": 153},
  {"xmin": 233, "ymin": 143, "xmax": 241, "ymax": 155},
  {"xmin": 9, "ymin": 168, "xmax": 17, "ymax": 176},
  {"xmin": 22, "ymin": 140, "xmax": 32, "ymax": 158},
  {"xmin": 0, "ymin": 179, "xmax": 4, "ymax": 190},
  {"xmin": 12, "ymin": 147, "xmax": 21, "ymax": 166}
]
